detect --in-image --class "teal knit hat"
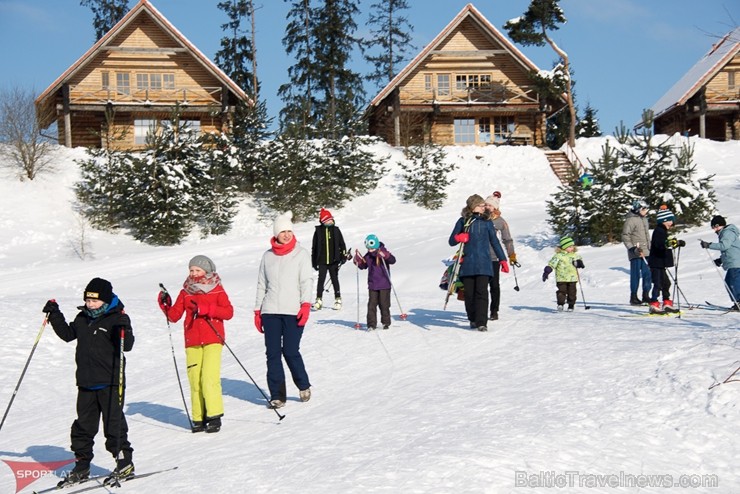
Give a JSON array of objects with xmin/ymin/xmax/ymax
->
[
  {"xmin": 559, "ymin": 237, "xmax": 575, "ymax": 249},
  {"xmin": 365, "ymin": 234, "xmax": 380, "ymax": 250}
]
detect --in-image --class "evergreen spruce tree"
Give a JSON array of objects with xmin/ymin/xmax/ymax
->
[
  {"xmin": 74, "ymin": 107, "xmax": 132, "ymax": 230},
  {"xmin": 80, "ymin": 0, "xmax": 128, "ymax": 40},
  {"xmin": 583, "ymin": 140, "xmax": 627, "ymax": 243},
  {"xmin": 504, "ymin": 0, "xmax": 577, "ymax": 147},
  {"xmin": 577, "ymin": 103, "xmax": 601, "ymax": 138},
  {"xmin": 546, "ymin": 164, "xmax": 592, "ymax": 245},
  {"xmin": 398, "ymin": 144, "xmax": 454, "ymax": 210},
  {"xmin": 364, "ymin": 0, "xmax": 416, "ymax": 89},
  {"xmin": 196, "ymin": 131, "xmax": 240, "ymax": 236},
  {"xmin": 124, "ymin": 114, "xmax": 200, "ymax": 245}
]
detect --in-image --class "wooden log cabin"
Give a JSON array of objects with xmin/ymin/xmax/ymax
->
[
  {"xmin": 647, "ymin": 26, "xmax": 740, "ymax": 141},
  {"xmin": 35, "ymin": 0, "xmax": 250, "ymax": 150},
  {"xmin": 365, "ymin": 3, "xmax": 565, "ymax": 148}
]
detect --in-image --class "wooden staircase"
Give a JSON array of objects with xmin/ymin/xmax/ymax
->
[{"xmin": 544, "ymin": 150, "xmax": 578, "ymax": 184}]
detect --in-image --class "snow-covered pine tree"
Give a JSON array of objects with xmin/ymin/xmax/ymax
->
[
  {"xmin": 617, "ymin": 110, "xmax": 715, "ymax": 229},
  {"xmin": 577, "ymin": 103, "xmax": 601, "ymax": 138},
  {"xmin": 583, "ymin": 140, "xmax": 628, "ymax": 243},
  {"xmin": 546, "ymin": 163, "xmax": 592, "ymax": 244},
  {"xmin": 74, "ymin": 107, "xmax": 132, "ymax": 230},
  {"xmin": 124, "ymin": 115, "xmax": 200, "ymax": 245},
  {"xmin": 196, "ymin": 131, "xmax": 240, "ymax": 236},
  {"xmin": 398, "ymin": 144, "xmax": 454, "ymax": 210}
]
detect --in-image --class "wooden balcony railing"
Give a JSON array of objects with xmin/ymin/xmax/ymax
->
[
  {"xmin": 399, "ymin": 84, "xmax": 540, "ymax": 105},
  {"xmin": 68, "ymin": 85, "xmax": 223, "ymax": 106}
]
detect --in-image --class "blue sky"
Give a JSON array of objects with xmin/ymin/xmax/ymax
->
[{"xmin": 1, "ymin": 0, "xmax": 738, "ymax": 134}]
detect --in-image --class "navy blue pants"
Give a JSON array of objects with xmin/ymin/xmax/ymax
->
[
  {"xmin": 629, "ymin": 258, "xmax": 652, "ymax": 294},
  {"xmin": 262, "ymin": 314, "xmax": 310, "ymax": 402}
]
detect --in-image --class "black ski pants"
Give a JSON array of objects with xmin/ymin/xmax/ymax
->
[
  {"xmin": 316, "ymin": 263, "xmax": 341, "ymax": 299},
  {"xmin": 71, "ymin": 386, "xmax": 132, "ymax": 463},
  {"xmin": 462, "ymin": 275, "xmax": 490, "ymax": 328}
]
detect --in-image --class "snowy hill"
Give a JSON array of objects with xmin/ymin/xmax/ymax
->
[{"xmin": 1, "ymin": 136, "xmax": 740, "ymax": 493}]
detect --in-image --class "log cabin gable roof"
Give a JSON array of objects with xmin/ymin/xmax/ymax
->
[
  {"xmin": 649, "ymin": 26, "xmax": 740, "ymax": 121},
  {"xmin": 367, "ymin": 3, "xmax": 542, "ymax": 109},
  {"xmin": 35, "ymin": 0, "xmax": 250, "ymax": 125}
]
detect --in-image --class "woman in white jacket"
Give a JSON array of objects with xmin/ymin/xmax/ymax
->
[{"xmin": 254, "ymin": 211, "xmax": 314, "ymax": 409}]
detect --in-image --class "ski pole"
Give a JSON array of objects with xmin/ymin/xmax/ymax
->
[
  {"xmin": 354, "ymin": 252, "xmax": 362, "ymax": 330},
  {"xmin": 380, "ymin": 257, "xmax": 407, "ymax": 320},
  {"xmin": 197, "ymin": 308, "xmax": 284, "ymax": 421},
  {"xmin": 575, "ymin": 267, "xmax": 591, "ymax": 310},
  {"xmin": 703, "ymin": 248, "xmax": 740, "ymax": 309},
  {"xmin": 159, "ymin": 284, "xmax": 193, "ymax": 430},
  {"xmin": 111, "ymin": 325, "xmax": 126, "ymax": 487},
  {"xmin": 444, "ymin": 243, "xmax": 465, "ymax": 310},
  {"xmin": 0, "ymin": 311, "xmax": 50, "ymax": 433},
  {"xmin": 511, "ymin": 260, "xmax": 521, "ymax": 291}
]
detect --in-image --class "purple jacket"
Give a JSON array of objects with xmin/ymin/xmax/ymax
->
[{"xmin": 354, "ymin": 243, "xmax": 396, "ymax": 290}]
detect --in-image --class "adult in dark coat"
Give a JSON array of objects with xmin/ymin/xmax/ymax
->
[
  {"xmin": 311, "ymin": 208, "xmax": 347, "ymax": 310},
  {"xmin": 43, "ymin": 278, "xmax": 135, "ymax": 486},
  {"xmin": 449, "ymin": 194, "xmax": 507, "ymax": 331}
]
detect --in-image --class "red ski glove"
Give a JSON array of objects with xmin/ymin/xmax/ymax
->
[
  {"xmin": 454, "ymin": 232, "xmax": 469, "ymax": 244},
  {"xmin": 297, "ymin": 302, "xmax": 311, "ymax": 326},
  {"xmin": 254, "ymin": 310, "xmax": 263, "ymax": 333},
  {"xmin": 157, "ymin": 292, "xmax": 171, "ymax": 313},
  {"xmin": 499, "ymin": 260, "xmax": 510, "ymax": 273}
]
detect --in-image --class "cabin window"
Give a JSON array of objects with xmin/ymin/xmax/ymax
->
[
  {"xmin": 493, "ymin": 116, "xmax": 515, "ymax": 143},
  {"xmin": 454, "ymin": 118, "xmax": 476, "ymax": 144},
  {"xmin": 729, "ymin": 71, "xmax": 737, "ymax": 90},
  {"xmin": 424, "ymin": 74, "xmax": 432, "ymax": 92},
  {"xmin": 116, "ymin": 73, "xmax": 130, "ymax": 95},
  {"xmin": 437, "ymin": 74, "xmax": 450, "ymax": 96},
  {"xmin": 456, "ymin": 74, "xmax": 492, "ymax": 90},
  {"xmin": 136, "ymin": 74, "xmax": 148, "ymax": 91},
  {"xmin": 163, "ymin": 73, "xmax": 175, "ymax": 89},
  {"xmin": 150, "ymin": 74, "xmax": 162, "ymax": 90},
  {"xmin": 134, "ymin": 119, "xmax": 159, "ymax": 145},
  {"xmin": 101, "ymin": 72, "xmax": 110, "ymax": 90},
  {"xmin": 479, "ymin": 118, "xmax": 491, "ymax": 144}
]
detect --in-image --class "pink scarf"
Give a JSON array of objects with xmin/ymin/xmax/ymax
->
[
  {"xmin": 183, "ymin": 273, "xmax": 222, "ymax": 295},
  {"xmin": 271, "ymin": 235, "xmax": 297, "ymax": 256}
]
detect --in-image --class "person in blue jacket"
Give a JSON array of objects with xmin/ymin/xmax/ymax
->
[
  {"xmin": 449, "ymin": 194, "xmax": 508, "ymax": 331},
  {"xmin": 700, "ymin": 215, "xmax": 740, "ymax": 310}
]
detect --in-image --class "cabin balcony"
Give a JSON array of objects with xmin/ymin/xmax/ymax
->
[
  {"xmin": 67, "ymin": 84, "xmax": 224, "ymax": 107},
  {"xmin": 399, "ymin": 84, "xmax": 540, "ymax": 106}
]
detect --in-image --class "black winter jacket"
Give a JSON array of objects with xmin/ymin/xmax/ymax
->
[
  {"xmin": 311, "ymin": 224, "xmax": 347, "ymax": 268},
  {"xmin": 49, "ymin": 297, "xmax": 134, "ymax": 389},
  {"xmin": 648, "ymin": 224, "xmax": 675, "ymax": 269}
]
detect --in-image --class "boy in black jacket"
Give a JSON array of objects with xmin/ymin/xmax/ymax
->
[
  {"xmin": 647, "ymin": 207, "xmax": 682, "ymax": 314},
  {"xmin": 42, "ymin": 277, "xmax": 135, "ymax": 487},
  {"xmin": 311, "ymin": 208, "xmax": 348, "ymax": 310}
]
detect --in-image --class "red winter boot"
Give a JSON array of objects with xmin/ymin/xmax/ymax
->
[
  {"xmin": 663, "ymin": 299, "xmax": 679, "ymax": 313},
  {"xmin": 649, "ymin": 301, "xmax": 664, "ymax": 314}
]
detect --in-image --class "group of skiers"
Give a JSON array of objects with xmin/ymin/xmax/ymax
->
[{"xmin": 35, "ymin": 197, "xmax": 739, "ymax": 489}]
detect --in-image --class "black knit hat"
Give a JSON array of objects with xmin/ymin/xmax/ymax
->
[
  {"xmin": 84, "ymin": 277, "xmax": 113, "ymax": 304},
  {"xmin": 711, "ymin": 215, "xmax": 726, "ymax": 228}
]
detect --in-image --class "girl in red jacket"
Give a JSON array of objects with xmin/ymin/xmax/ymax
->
[{"xmin": 159, "ymin": 255, "xmax": 233, "ymax": 433}]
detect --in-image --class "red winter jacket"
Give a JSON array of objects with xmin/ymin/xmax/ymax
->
[{"xmin": 164, "ymin": 284, "xmax": 234, "ymax": 348}]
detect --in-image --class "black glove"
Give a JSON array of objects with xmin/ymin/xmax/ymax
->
[
  {"xmin": 700, "ymin": 240, "xmax": 711, "ymax": 249},
  {"xmin": 677, "ymin": 239, "xmax": 686, "ymax": 247},
  {"xmin": 42, "ymin": 300, "xmax": 59, "ymax": 314},
  {"xmin": 542, "ymin": 266, "xmax": 553, "ymax": 282},
  {"xmin": 573, "ymin": 259, "xmax": 585, "ymax": 269},
  {"xmin": 665, "ymin": 237, "xmax": 678, "ymax": 249},
  {"xmin": 714, "ymin": 258, "xmax": 722, "ymax": 267},
  {"xmin": 630, "ymin": 246, "xmax": 642, "ymax": 257}
]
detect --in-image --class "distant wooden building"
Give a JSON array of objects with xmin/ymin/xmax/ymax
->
[
  {"xmin": 648, "ymin": 27, "xmax": 740, "ymax": 141},
  {"xmin": 365, "ymin": 3, "xmax": 564, "ymax": 148},
  {"xmin": 35, "ymin": 0, "xmax": 250, "ymax": 150}
]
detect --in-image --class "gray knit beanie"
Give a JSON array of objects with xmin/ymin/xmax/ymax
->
[{"xmin": 189, "ymin": 255, "xmax": 216, "ymax": 274}]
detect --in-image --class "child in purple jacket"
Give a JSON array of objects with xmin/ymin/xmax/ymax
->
[{"xmin": 354, "ymin": 234, "xmax": 396, "ymax": 330}]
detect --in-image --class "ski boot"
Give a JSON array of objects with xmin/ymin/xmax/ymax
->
[
  {"xmin": 649, "ymin": 301, "xmax": 664, "ymax": 314},
  {"xmin": 57, "ymin": 462, "xmax": 90, "ymax": 488},
  {"xmin": 333, "ymin": 298, "xmax": 342, "ymax": 310},
  {"xmin": 629, "ymin": 292, "xmax": 642, "ymax": 306},
  {"xmin": 663, "ymin": 299, "xmax": 679, "ymax": 313},
  {"xmin": 103, "ymin": 458, "xmax": 134, "ymax": 486},
  {"xmin": 312, "ymin": 298, "xmax": 322, "ymax": 310}
]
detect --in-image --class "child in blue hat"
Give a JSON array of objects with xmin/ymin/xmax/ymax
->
[{"xmin": 353, "ymin": 234, "xmax": 396, "ymax": 330}]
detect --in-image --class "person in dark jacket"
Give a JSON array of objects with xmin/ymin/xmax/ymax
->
[
  {"xmin": 311, "ymin": 208, "xmax": 348, "ymax": 311},
  {"xmin": 449, "ymin": 194, "xmax": 507, "ymax": 331},
  {"xmin": 42, "ymin": 278, "xmax": 135, "ymax": 487},
  {"xmin": 354, "ymin": 234, "xmax": 397, "ymax": 330},
  {"xmin": 158, "ymin": 255, "xmax": 234, "ymax": 433},
  {"xmin": 647, "ymin": 207, "xmax": 681, "ymax": 314}
]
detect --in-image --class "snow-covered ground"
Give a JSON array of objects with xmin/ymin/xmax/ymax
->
[{"xmin": 1, "ymin": 135, "xmax": 739, "ymax": 494}]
